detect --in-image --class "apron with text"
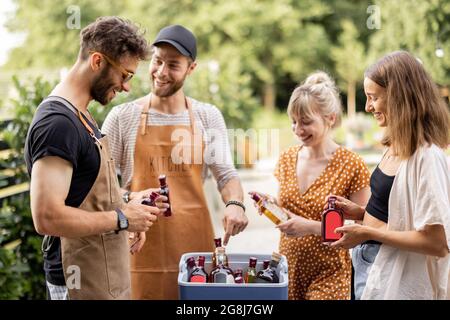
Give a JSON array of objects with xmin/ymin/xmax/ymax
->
[{"xmin": 130, "ymin": 97, "xmax": 215, "ymax": 299}]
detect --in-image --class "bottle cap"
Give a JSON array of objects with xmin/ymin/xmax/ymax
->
[
  {"xmin": 186, "ymin": 256, "xmax": 196, "ymax": 268},
  {"xmin": 234, "ymin": 268, "xmax": 243, "ymax": 275},
  {"xmin": 249, "ymin": 257, "xmax": 257, "ymax": 268},
  {"xmin": 158, "ymin": 174, "xmax": 167, "ymax": 186},
  {"xmin": 214, "ymin": 238, "xmax": 222, "ymax": 248},
  {"xmin": 262, "ymin": 260, "xmax": 270, "ymax": 269},
  {"xmin": 198, "ymin": 256, "xmax": 206, "ymax": 267},
  {"xmin": 271, "ymin": 252, "xmax": 282, "ymax": 262},
  {"xmin": 250, "ymin": 192, "xmax": 261, "ymax": 202}
]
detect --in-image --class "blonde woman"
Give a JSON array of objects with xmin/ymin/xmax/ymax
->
[
  {"xmin": 254, "ymin": 71, "xmax": 371, "ymax": 300},
  {"xmin": 330, "ymin": 51, "xmax": 450, "ymax": 300}
]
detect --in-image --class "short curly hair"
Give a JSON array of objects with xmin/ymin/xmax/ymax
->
[{"xmin": 79, "ymin": 16, "xmax": 150, "ymax": 62}]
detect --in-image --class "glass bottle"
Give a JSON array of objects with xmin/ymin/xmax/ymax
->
[
  {"xmin": 141, "ymin": 191, "xmax": 159, "ymax": 206},
  {"xmin": 245, "ymin": 257, "xmax": 257, "ymax": 283},
  {"xmin": 234, "ymin": 268, "xmax": 244, "ymax": 284},
  {"xmin": 256, "ymin": 252, "xmax": 281, "ymax": 283},
  {"xmin": 212, "ymin": 238, "xmax": 222, "ymax": 269},
  {"xmin": 209, "ymin": 247, "xmax": 235, "ymax": 283},
  {"xmin": 255, "ymin": 260, "xmax": 270, "ymax": 283},
  {"xmin": 158, "ymin": 174, "xmax": 171, "ymax": 217},
  {"xmin": 189, "ymin": 255, "xmax": 208, "ymax": 283},
  {"xmin": 185, "ymin": 256, "xmax": 197, "ymax": 281},
  {"xmin": 250, "ymin": 192, "xmax": 288, "ymax": 225},
  {"xmin": 321, "ymin": 196, "xmax": 344, "ymax": 242}
]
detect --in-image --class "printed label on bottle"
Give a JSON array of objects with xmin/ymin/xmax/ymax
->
[
  {"xmin": 190, "ymin": 275, "xmax": 207, "ymax": 283},
  {"xmin": 324, "ymin": 211, "xmax": 343, "ymax": 240},
  {"xmin": 214, "ymin": 273, "xmax": 227, "ymax": 283}
]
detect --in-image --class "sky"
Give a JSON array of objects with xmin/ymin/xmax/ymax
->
[{"xmin": 0, "ymin": 0, "xmax": 26, "ymax": 66}]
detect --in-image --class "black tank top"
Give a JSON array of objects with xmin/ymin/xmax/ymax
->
[{"xmin": 366, "ymin": 165, "xmax": 395, "ymax": 223}]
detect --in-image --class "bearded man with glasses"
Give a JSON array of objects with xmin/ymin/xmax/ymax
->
[{"xmin": 24, "ymin": 17, "xmax": 168, "ymax": 300}]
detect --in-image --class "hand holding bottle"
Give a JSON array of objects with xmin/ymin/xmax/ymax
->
[
  {"xmin": 330, "ymin": 224, "xmax": 372, "ymax": 249},
  {"xmin": 276, "ymin": 209, "xmax": 320, "ymax": 237},
  {"xmin": 127, "ymin": 188, "xmax": 160, "ymax": 202},
  {"xmin": 324, "ymin": 194, "xmax": 365, "ymax": 221},
  {"xmin": 123, "ymin": 200, "xmax": 162, "ymax": 232}
]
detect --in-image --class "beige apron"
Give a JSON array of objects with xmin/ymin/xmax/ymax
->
[
  {"xmin": 54, "ymin": 97, "xmax": 130, "ymax": 300},
  {"xmin": 130, "ymin": 96, "xmax": 215, "ymax": 300}
]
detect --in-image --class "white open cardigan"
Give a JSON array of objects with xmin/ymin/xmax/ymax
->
[{"xmin": 362, "ymin": 144, "xmax": 450, "ymax": 300}]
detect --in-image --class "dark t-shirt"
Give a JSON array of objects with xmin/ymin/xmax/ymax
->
[{"xmin": 24, "ymin": 97, "xmax": 102, "ymax": 286}]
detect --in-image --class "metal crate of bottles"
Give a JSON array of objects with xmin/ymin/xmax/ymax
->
[{"xmin": 178, "ymin": 252, "xmax": 288, "ymax": 300}]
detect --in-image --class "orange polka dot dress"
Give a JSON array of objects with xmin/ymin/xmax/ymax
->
[{"xmin": 274, "ymin": 145, "xmax": 370, "ymax": 300}]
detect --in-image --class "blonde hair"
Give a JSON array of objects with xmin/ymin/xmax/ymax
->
[
  {"xmin": 287, "ymin": 71, "xmax": 342, "ymax": 129},
  {"xmin": 365, "ymin": 51, "xmax": 450, "ymax": 159}
]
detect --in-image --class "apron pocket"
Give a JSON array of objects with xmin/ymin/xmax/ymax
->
[{"xmin": 102, "ymin": 232, "xmax": 130, "ymax": 298}]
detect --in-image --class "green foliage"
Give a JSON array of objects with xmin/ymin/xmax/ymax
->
[
  {"xmin": 368, "ymin": 0, "xmax": 450, "ymax": 84},
  {"xmin": 0, "ymin": 77, "xmax": 54, "ymax": 299},
  {"xmin": 331, "ymin": 19, "xmax": 367, "ymax": 90},
  {"xmin": 187, "ymin": 57, "xmax": 259, "ymax": 129}
]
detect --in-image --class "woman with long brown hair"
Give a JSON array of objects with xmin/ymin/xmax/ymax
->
[{"xmin": 330, "ymin": 51, "xmax": 450, "ymax": 299}]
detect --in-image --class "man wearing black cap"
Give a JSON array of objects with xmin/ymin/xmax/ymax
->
[{"xmin": 102, "ymin": 25, "xmax": 248, "ymax": 299}]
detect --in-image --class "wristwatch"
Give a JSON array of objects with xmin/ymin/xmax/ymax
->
[
  {"xmin": 115, "ymin": 208, "xmax": 129, "ymax": 234},
  {"xmin": 225, "ymin": 200, "xmax": 246, "ymax": 212},
  {"xmin": 122, "ymin": 191, "xmax": 131, "ymax": 203}
]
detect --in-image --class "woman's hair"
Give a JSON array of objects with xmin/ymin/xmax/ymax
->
[
  {"xmin": 287, "ymin": 71, "xmax": 342, "ymax": 129},
  {"xmin": 365, "ymin": 51, "xmax": 450, "ymax": 158}
]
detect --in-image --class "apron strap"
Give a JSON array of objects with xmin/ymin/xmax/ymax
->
[
  {"xmin": 141, "ymin": 94, "xmax": 196, "ymax": 135},
  {"xmin": 44, "ymin": 96, "xmax": 102, "ymax": 146}
]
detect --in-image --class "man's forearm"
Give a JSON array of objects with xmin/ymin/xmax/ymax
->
[
  {"xmin": 33, "ymin": 205, "xmax": 117, "ymax": 238},
  {"xmin": 220, "ymin": 177, "xmax": 244, "ymax": 203}
]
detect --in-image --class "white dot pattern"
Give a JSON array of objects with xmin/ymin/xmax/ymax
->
[{"xmin": 274, "ymin": 145, "xmax": 370, "ymax": 300}]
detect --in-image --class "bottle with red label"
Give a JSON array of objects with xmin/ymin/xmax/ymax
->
[
  {"xmin": 188, "ymin": 256, "xmax": 208, "ymax": 283},
  {"xmin": 321, "ymin": 196, "xmax": 344, "ymax": 242},
  {"xmin": 158, "ymin": 174, "xmax": 171, "ymax": 217}
]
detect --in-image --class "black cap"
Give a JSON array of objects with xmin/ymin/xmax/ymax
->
[{"xmin": 152, "ymin": 25, "xmax": 197, "ymax": 60}]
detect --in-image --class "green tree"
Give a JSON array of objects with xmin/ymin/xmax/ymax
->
[
  {"xmin": 4, "ymin": 0, "xmax": 127, "ymax": 70},
  {"xmin": 368, "ymin": 0, "xmax": 450, "ymax": 84},
  {"xmin": 331, "ymin": 20, "xmax": 367, "ymax": 117}
]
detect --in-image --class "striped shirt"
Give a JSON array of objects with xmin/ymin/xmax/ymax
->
[{"xmin": 101, "ymin": 97, "xmax": 238, "ymax": 191}]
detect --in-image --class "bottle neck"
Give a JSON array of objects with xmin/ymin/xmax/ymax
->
[
  {"xmin": 217, "ymin": 253, "xmax": 226, "ymax": 266},
  {"xmin": 328, "ymin": 199, "xmax": 336, "ymax": 210}
]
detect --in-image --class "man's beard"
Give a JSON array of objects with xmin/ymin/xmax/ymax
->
[
  {"xmin": 152, "ymin": 72, "xmax": 188, "ymax": 98},
  {"xmin": 91, "ymin": 66, "xmax": 116, "ymax": 105}
]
